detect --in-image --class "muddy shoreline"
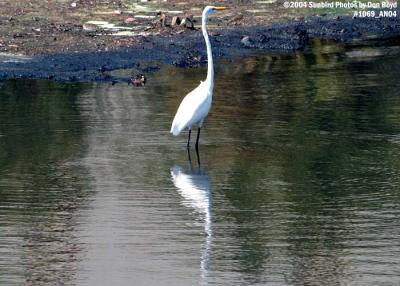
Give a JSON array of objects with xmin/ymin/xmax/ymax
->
[{"xmin": 1, "ymin": 16, "xmax": 399, "ymax": 82}]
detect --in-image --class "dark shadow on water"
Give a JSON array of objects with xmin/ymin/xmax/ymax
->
[{"xmin": 0, "ymin": 79, "xmax": 91, "ymax": 285}]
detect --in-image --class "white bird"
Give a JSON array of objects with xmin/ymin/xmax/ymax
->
[{"xmin": 170, "ymin": 6, "xmax": 227, "ymax": 148}]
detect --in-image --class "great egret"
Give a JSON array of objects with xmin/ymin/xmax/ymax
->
[{"xmin": 170, "ymin": 6, "xmax": 227, "ymax": 148}]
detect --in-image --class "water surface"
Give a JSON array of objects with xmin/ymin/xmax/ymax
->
[{"xmin": 1, "ymin": 42, "xmax": 400, "ymax": 285}]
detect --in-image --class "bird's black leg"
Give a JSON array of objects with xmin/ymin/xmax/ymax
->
[
  {"xmin": 195, "ymin": 144, "xmax": 201, "ymax": 167},
  {"xmin": 195, "ymin": 127, "xmax": 201, "ymax": 150},
  {"xmin": 187, "ymin": 129, "xmax": 192, "ymax": 148},
  {"xmin": 187, "ymin": 148, "xmax": 193, "ymax": 171}
]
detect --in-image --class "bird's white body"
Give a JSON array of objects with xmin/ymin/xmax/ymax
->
[
  {"xmin": 170, "ymin": 80, "xmax": 213, "ymax": 136},
  {"xmin": 170, "ymin": 6, "xmax": 225, "ymax": 146}
]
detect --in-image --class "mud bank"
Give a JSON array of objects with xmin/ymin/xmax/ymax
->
[{"xmin": 1, "ymin": 16, "xmax": 399, "ymax": 82}]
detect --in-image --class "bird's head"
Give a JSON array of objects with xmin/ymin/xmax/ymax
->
[{"xmin": 203, "ymin": 5, "xmax": 227, "ymax": 17}]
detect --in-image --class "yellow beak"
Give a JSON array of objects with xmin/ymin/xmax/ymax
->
[{"xmin": 214, "ymin": 6, "xmax": 228, "ymax": 11}]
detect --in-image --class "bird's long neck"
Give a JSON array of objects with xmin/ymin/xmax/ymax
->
[{"xmin": 202, "ymin": 14, "xmax": 213, "ymax": 87}]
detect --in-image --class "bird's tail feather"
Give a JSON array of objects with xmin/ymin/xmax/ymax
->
[{"xmin": 170, "ymin": 122, "xmax": 183, "ymax": 136}]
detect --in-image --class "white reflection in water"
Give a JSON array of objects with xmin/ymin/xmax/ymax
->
[{"xmin": 170, "ymin": 149, "xmax": 212, "ymax": 285}]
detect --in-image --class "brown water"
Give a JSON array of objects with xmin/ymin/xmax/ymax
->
[{"xmin": 1, "ymin": 42, "xmax": 400, "ymax": 285}]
